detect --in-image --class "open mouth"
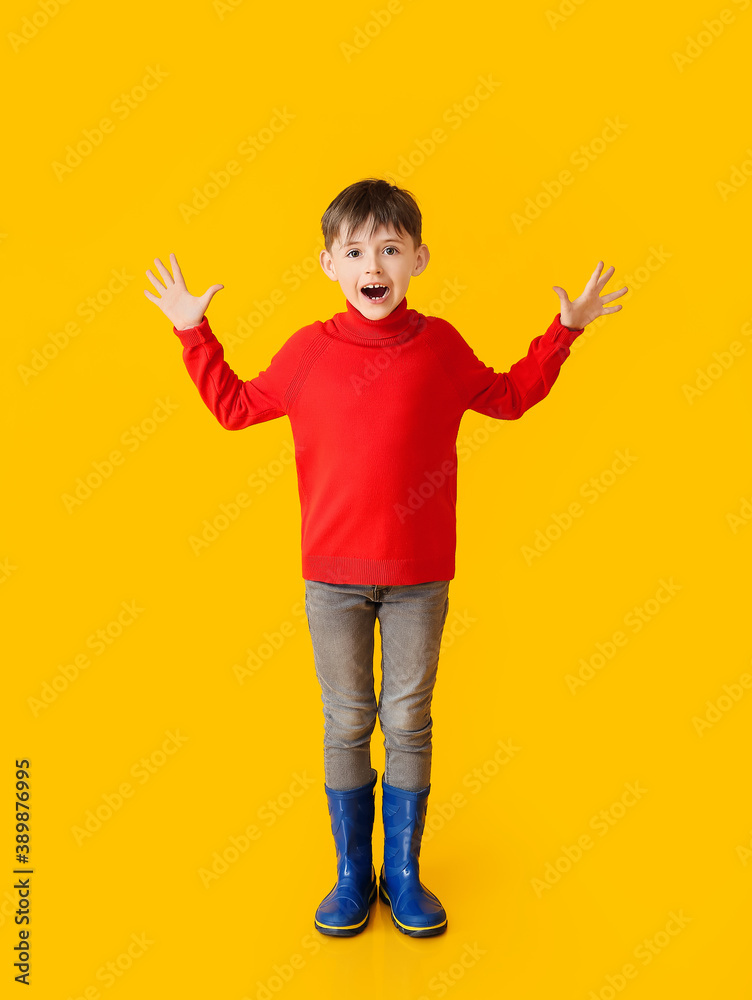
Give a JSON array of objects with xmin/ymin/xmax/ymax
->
[{"xmin": 360, "ymin": 284, "xmax": 390, "ymax": 303}]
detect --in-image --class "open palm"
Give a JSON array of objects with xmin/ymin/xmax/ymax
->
[
  {"xmin": 144, "ymin": 253, "xmax": 224, "ymax": 330},
  {"xmin": 552, "ymin": 261, "xmax": 627, "ymax": 331}
]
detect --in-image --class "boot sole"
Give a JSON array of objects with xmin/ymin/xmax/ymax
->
[
  {"xmin": 314, "ymin": 875, "xmax": 377, "ymax": 937},
  {"xmin": 378, "ymin": 880, "xmax": 448, "ymax": 937}
]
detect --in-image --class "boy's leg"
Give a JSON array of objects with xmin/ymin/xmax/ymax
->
[
  {"xmin": 376, "ymin": 580, "xmax": 451, "ymax": 792},
  {"xmin": 304, "ymin": 579, "xmax": 380, "ymax": 791}
]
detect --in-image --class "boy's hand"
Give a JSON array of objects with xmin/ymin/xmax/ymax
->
[
  {"xmin": 552, "ymin": 262, "xmax": 627, "ymax": 331},
  {"xmin": 144, "ymin": 253, "xmax": 224, "ymax": 330}
]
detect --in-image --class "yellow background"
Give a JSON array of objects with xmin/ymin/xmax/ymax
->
[{"xmin": 2, "ymin": 0, "xmax": 751, "ymax": 996}]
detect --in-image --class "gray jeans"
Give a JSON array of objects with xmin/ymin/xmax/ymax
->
[{"xmin": 304, "ymin": 578, "xmax": 451, "ymax": 793}]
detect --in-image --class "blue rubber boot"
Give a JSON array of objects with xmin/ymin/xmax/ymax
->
[
  {"xmin": 379, "ymin": 775, "xmax": 448, "ymax": 936},
  {"xmin": 314, "ymin": 769, "xmax": 378, "ymax": 936}
]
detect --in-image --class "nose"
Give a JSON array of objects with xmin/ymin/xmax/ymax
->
[{"xmin": 364, "ymin": 251, "xmax": 382, "ymax": 274}]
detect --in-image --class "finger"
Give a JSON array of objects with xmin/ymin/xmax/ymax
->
[
  {"xmin": 143, "ymin": 289, "xmax": 161, "ymax": 305},
  {"xmin": 600, "ymin": 285, "xmax": 628, "ymax": 303},
  {"xmin": 170, "ymin": 253, "xmax": 185, "ymax": 286},
  {"xmin": 596, "ymin": 265, "xmax": 616, "ymax": 289},
  {"xmin": 145, "ymin": 268, "xmax": 165, "ymax": 291},
  {"xmin": 602, "ymin": 303, "xmax": 623, "ymax": 314},
  {"xmin": 199, "ymin": 284, "xmax": 224, "ymax": 309},
  {"xmin": 585, "ymin": 261, "xmax": 604, "ymax": 289},
  {"xmin": 153, "ymin": 257, "xmax": 173, "ymax": 284},
  {"xmin": 551, "ymin": 285, "xmax": 568, "ymax": 301}
]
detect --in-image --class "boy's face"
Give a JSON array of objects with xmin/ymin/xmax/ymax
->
[{"xmin": 319, "ymin": 221, "xmax": 430, "ymax": 320}]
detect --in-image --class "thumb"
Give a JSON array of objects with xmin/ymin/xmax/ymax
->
[
  {"xmin": 551, "ymin": 285, "xmax": 568, "ymax": 306},
  {"xmin": 199, "ymin": 283, "xmax": 224, "ymax": 311}
]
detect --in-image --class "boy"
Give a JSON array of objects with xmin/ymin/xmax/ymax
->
[{"xmin": 144, "ymin": 177, "xmax": 626, "ymax": 939}]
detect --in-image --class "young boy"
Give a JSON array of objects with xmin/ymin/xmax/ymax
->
[{"xmin": 144, "ymin": 177, "xmax": 626, "ymax": 939}]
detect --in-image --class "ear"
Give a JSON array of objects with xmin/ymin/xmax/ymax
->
[
  {"xmin": 412, "ymin": 243, "xmax": 430, "ymax": 277},
  {"xmin": 319, "ymin": 248, "xmax": 339, "ymax": 282}
]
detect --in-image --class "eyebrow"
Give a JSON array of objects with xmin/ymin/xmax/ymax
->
[{"xmin": 340, "ymin": 235, "xmax": 406, "ymax": 248}]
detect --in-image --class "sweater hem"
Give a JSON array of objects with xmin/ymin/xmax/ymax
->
[{"xmin": 302, "ymin": 554, "xmax": 455, "ymax": 586}]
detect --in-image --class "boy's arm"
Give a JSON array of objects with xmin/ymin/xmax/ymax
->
[
  {"xmin": 174, "ymin": 316, "xmax": 290, "ymax": 429},
  {"xmin": 144, "ymin": 253, "xmax": 291, "ymax": 429},
  {"xmin": 450, "ymin": 313, "xmax": 584, "ymax": 420},
  {"xmin": 449, "ymin": 261, "xmax": 628, "ymax": 419}
]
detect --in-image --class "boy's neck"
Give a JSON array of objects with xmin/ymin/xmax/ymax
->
[{"xmin": 337, "ymin": 295, "xmax": 410, "ymax": 340}]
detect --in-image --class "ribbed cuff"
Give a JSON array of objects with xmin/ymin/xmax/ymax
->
[
  {"xmin": 552, "ymin": 313, "xmax": 584, "ymax": 347},
  {"xmin": 173, "ymin": 315, "xmax": 211, "ymax": 347}
]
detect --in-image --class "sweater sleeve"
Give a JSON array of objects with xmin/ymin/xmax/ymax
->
[
  {"xmin": 173, "ymin": 315, "xmax": 294, "ymax": 430},
  {"xmin": 451, "ymin": 313, "xmax": 584, "ymax": 420}
]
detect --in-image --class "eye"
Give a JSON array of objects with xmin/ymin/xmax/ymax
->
[
  {"xmin": 384, "ymin": 246, "xmax": 398, "ymax": 255},
  {"xmin": 345, "ymin": 249, "xmax": 361, "ymax": 258}
]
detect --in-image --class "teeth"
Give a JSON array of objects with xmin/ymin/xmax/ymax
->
[{"xmin": 362, "ymin": 284, "xmax": 387, "ymax": 289}]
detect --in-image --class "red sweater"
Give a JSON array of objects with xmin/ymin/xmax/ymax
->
[{"xmin": 173, "ymin": 296, "xmax": 584, "ymax": 585}]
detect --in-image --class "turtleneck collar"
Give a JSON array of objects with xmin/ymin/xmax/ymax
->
[{"xmin": 328, "ymin": 295, "xmax": 423, "ymax": 345}]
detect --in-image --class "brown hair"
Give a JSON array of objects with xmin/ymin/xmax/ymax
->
[{"xmin": 320, "ymin": 177, "xmax": 422, "ymax": 254}]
